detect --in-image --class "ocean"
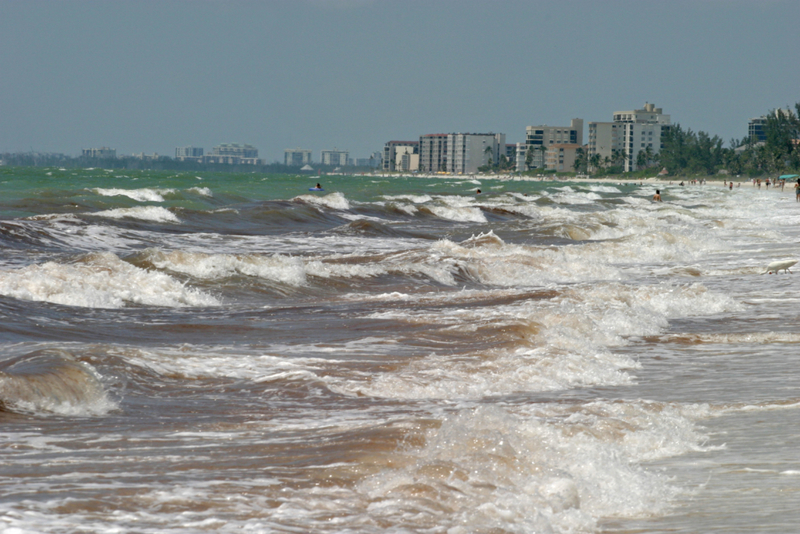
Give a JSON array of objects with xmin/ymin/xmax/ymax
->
[{"xmin": 1, "ymin": 167, "xmax": 799, "ymax": 533}]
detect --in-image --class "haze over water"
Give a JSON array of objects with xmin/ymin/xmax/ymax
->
[{"xmin": 1, "ymin": 167, "xmax": 800, "ymax": 533}]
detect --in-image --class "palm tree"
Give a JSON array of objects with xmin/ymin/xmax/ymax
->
[
  {"xmin": 636, "ymin": 150, "xmax": 647, "ymax": 170},
  {"xmin": 539, "ymin": 145, "xmax": 548, "ymax": 169},
  {"xmin": 589, "ymin": 153, "xmax": 601, "ymax": 173}
]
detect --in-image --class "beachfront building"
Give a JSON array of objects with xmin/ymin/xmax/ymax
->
[
  {"xmin": 589, "ymin": 103, "xmax": 670, "ymax": 172},
  {"xmin": 516, "ymin": 119, "xmax": 583, "ymax": 171},
  {"xmin": 383, "ymin": 141, "xmax": 419, "ymax": 172},
  {"xmin": 175, "ymin": 146, "xmax": 204, "ymax": 162},
  {"xmin": 284, "ymin": 148, "xmax": 313, "ymax": 167},
  {"xmin": 321, "ymin": 149, "xmax": 349, "ymax": 167},
  {"xmin": 81, "ymin": 147, "xmax": 116, "ymax": 159},
  {"xmin": 419, "ymin": 133, "xmax": 505, "ymax": 174},
  {"xmin": 614, "ymin": 103, "xmax": 670, "ymax": 172},
  {"xmin": 205, "ymin": 143, "xmax": 263, "ymax": 165},
  {"xmin": 449, "ymin": 133, "xmax": 506, "ymax": 174},
  {"xmin": 545, "ymin": 143, "xmax": 582, "ymax": 172},
  {"xmin": 419, "ymin": 134, "xmax": 449, "ymax": 173}
]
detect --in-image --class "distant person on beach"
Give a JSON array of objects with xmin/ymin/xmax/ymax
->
[{"xmin": 652, "ymin": 190, "xmax": 662, "ymax": 202}]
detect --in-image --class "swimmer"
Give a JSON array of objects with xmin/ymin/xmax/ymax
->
[
  {"xmin": 652, "ymin": 189, "xmax": 662, "ymax": 202},
  {"xmin": 476, "ymin": 189, "xmax": 482, "ymax": 194}
]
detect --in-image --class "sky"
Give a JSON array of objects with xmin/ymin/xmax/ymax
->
[{"xmin": 1, "ymin": 0, "xmax": 798, "ymax": 163}]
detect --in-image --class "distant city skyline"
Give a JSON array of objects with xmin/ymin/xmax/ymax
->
[{"xmin": 2, "ymin": 1, "xmax": 798, "ymax": 162}]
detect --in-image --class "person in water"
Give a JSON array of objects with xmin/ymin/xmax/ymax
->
[
  {"xmin": 652, "ymin": 190, "xmax": 662, "ymax": 202},
  {"xmin": 476, "ymin": 189, "xmax": 481, "ymax": 194},
  {"xmin": 795, "ymin": 179, "xmax": 800, "ymax": 202}
]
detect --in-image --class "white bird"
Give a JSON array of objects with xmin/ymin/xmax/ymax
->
[{"xmin": 766, "ymin": 259, "xmax": 798, "ymax": 274}]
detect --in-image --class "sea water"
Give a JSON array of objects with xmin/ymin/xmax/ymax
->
[{"xmin": 0, "ymin": 167, "xmax": 799, "ymax": 533}]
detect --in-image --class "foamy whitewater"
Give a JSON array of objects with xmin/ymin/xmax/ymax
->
[{"xmin": 1, "ymin": 167, "xmax": 800, "ymax": 533}]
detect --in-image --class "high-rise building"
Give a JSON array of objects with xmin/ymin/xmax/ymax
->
[
  {"xmin": 419, "ymin": 133, "xmax": 505, "ymax": 174},
  {"xmin": 588, "ymin": 103, "xmax": 670, "ymax": 172},
  {"xmin": 284, "ymin": 148, "xmax": 313, "ymax": 167},
  {"xmin": 419, "ymin": 134, "xmax": 449, "ymax": 173},
  {"xmin": 448, "ymin": 133, "xmax": 506, "ymax": 174}
]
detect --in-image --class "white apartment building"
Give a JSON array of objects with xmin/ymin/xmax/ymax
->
[
  {"xmin": 284, "ymin": 148, "xmax": 313, "ymax": 167},
  {"xmin": 321, "ymin": 149, "xmax": 349, "ymax": 167},
  {"xmin": 517, "ymin": 119, "xmax": 583, "ymax": 171},
  {"xmin": 448, "ymin": 133, "xmax": 506, "ymax": 174},
  {"xmin": 589, "ymin": 103, "xmax": 671, "ymax": 172},
  {"xmin": 419, "ymin": 133, "xmax": 505, "ymax": 174}
]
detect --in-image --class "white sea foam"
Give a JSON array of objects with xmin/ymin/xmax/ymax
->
[
  {"xmin": 295, "ymin": 191, "xmax": 351, "ymax": 210},
  {"xmin": 381, "ymin": 194, "xmax": 433, "ymax": 203},
  {"xmin": 144, "ymin": 249, "xmax": 307, "ymax": 286},
  {"xmin": 427, "ymin": 205, "xmax": 487, "ymax": 223},
  {"xmin": 93, "ymin": 187, "xmax": 175, "ymax": 202},
  {"xmin": 188, "ymin": 186, "xmax": 212, "ymax": 196},
  {"xmin": 355, "ymin": 403, "xmax": 693, "ymax": 532},
  {"xmin": 0, "ymin": 252, "xmax": 219, "ymax": 308},
  {"xmin": 332, "ymin": 278, "xmax": 737, "ymax": 401},
  {"xmin": 92, "ymin": 206, "xmax": 180, "ymax": 223}
]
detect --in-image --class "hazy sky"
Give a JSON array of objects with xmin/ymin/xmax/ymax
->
[{"xmin": 2, "ymin": 0, "xmax": 798, "ymax": 162}]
